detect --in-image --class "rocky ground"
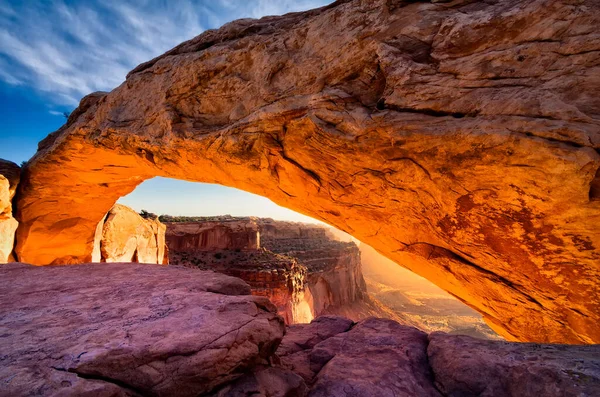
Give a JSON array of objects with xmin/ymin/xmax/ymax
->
[{"xmin": 1, "ymin": 263, "xmax": 599, "ymax": 397}]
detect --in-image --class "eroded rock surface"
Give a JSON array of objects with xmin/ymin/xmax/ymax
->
[
  {"xmin": 0, "ymin": 263, "xmax": 284, "ymax": 396},
  {"xmin": 98, "ymin": 204, "xmax": 167, "ymax": 264},
  {"xmin": 282, "ymin": 317, "xmax": 442, "ymax": 396},
  {"xmin": 15, "ymin": 0, "xmax": 600, "ymax": 343},
  {"xmin": 0, "ymin": 159, "xmax": 19, "ymax": 263},
  {"xmin": 428, "ymin": 332, "xmax": 600, "ymax": 397},
  {"xmin": 273, "ymin": 316, "xmax": 600, "ymax": 397}
]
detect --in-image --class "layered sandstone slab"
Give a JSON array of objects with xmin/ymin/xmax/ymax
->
[
  {"xmin": 0, "ymin": 159, "xmax": 19, "ymax": 263},
  {"xmin": 0, "ymin": 263, "xmax": 285, "ymax": 396},
  {"xmin": 15, "ymin": 0, "xmax": 600, "ymax": 343},
  {"xmin": 98, "ymin": 204, "xmax": 166, "ymax": 264}
]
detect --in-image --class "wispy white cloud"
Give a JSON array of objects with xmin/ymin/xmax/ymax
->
[{"xmin": 0, "ymin": 0, "xmax": 330, "ymax": 107}]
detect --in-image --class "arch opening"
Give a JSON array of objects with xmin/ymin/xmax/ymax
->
[{"xmin": 92, "ymin": 178, "xmax": 499, "ymax": 339}]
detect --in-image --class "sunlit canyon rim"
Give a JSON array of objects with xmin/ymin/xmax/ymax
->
[{"xmin": 1, "ymin": 0, "xmax": 600, "ymax": 395}]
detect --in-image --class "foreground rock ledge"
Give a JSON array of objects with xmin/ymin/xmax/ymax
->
[
  {"xmin": 0, "ymin": 263, "xmax": 284, "ymax": 396},
  {"xmin": 14, "ymin": 0, "xmax": 600, "ymax": 344},
  {"xmin": 276, "ymin": 316, "xmax": 600, "ymax": 397},
  {"xmin": 2, "ymin": 264, "xmax": 598, "ymax": 397}
]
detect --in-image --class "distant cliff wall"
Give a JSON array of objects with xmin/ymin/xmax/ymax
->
[
  {"xmin": 258, "ymin": 219, "xmax": 335, "ymax": 240},
  {"xmin": 166, "ymin": 221, "xmax": 259, "ymax": 251}
]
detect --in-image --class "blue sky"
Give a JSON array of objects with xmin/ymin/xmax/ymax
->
[{"xmin": 0, "ymin": 0, "xmax": 330, "ymax": 222}]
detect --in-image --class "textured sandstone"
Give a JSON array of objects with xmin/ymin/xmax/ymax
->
[
  {"xmin": 209, "ymin": 366, "xmax": 308, "ymax": 397},
  {"xmin": 428, "ymin": 332, "xmax": 600, "ymax": 397},
  {"xmin": 14, "ymin": 0, "xmax": 600, "ymax": 343},
  {"xmin": 0, "ymin": 263, "xmax": 285, "ymax": 396},
  {"xmin": 278, "ymin": 317, "xmax": 442, "ymax": 396},
  {"xmin": 277, "ymin": 316, "xmax": 354, "ymax": 356},
  {"xmin": 99, "ymin": 204, "xmax": 166, "ymax": 264},
  {"xmin": 271, "ymin": 316, "xmax": 600, "ymax": 396},
  {"xmin": 0, "ymin": 159, "xmax": 19, "ymax": 263}
]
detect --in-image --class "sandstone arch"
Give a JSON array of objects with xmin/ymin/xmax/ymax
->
[{"xmin": 15, "ymin": 0, "xmax": 600, "ymax": 344}]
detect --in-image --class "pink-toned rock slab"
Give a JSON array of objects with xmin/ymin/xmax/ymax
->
[
  {"xmin": 428, "ymin": 332, "xmax": 600, "ymax": 397},
  {"xmin": 0, "ymin": 263, "xmax": 285, "ymax": 396}
]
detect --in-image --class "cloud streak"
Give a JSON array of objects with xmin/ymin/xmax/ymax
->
[{"xmin": 0, "ymin": 0, "xmax": 330, "ymax": 107}]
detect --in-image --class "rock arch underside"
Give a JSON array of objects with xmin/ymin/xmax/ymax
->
[{"xmin": 14, "ymin": 0, "xmax": 600, "ymax": 344}]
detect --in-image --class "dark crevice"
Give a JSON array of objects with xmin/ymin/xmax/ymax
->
[
  {"xmin": 280, "ymin": 152, "xmax": 322, "ymax": 187},
  {"xmin": 51, "ymin": 366, "xmax": 144, "ymax": 396},
  {"xmin": 274, "ymin": 127, "xmax": 322, "ymax": 188},
  {"xmin": 423, "ymin": 336, "xmax": 447, "ymax": 397},
  {"xmin": 278, "ymin": 187, "xmax": 296, "ymax": 198},
  {"xmin": 376, "ymin": 99, "xmax": 479, "ymax": 118},
  {"xmin": 570, "ymin": 307, "xmax": 590, "ymax": 318},
  {"xmin": 387, "ymin": 157, "xmax": 432, "ymax": 179},
  {"xmin": 589, "ymin": 167, "xmax": 600, "ymax": 202},
  {"xmin": 521, "ymin": 132, "xmax": 585, "ymax": 149}
]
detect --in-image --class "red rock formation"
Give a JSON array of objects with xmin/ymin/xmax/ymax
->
[
  {"xmin": 166, "ymin": 220, "xmax": 259, "ymax": 251},
  {"xmin": 258, "ymin": 220, "xmax": 369, "ymax": 319},
  {"xmin": 167, "ymin": 218, "xmax": 375, "ymax": 324},
  {"xmin": 14, "ymin": 0, "xmax": 600, "ymax": 343},
  {"xmin": 0, "ymin": 160, "xmax": 19, "ymax": 263},
  {"xmin": 170, "ymin": 248, "xmax": 313, "ymax": 324},
  {"xmin": 96, "ymin": 204, "xmax": 167, "ymax": 264}
]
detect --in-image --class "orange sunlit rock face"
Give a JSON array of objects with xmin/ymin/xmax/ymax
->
[
  {"xmin": 13, "ymin": 0, "xmax": 600, "ymax": 344},
  {"xmin": 96, "ymin": 204, "xmax": 166, "ymax": 264}
]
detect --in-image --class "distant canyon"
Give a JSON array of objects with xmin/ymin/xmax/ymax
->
[{"xmin": 87, "ymin": 203, "xmax": 499, "ymax": 339}]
